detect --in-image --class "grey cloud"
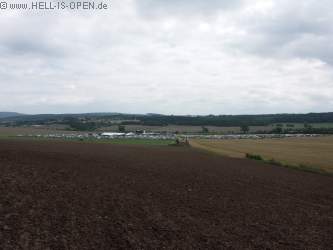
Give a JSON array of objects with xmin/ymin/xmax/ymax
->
[
  {"xmin": 136, "ymin": 0, "xmax": 244, "ymax": 17},
  {"xmin": 0, "ymin": 14, "xmax": 66, "ymax": 58},
  {"xmin": 0, "ymin": 37, "xmax": 63, "ymax": 58},
  {"xmin": 229, "ymin": 0, "xmax": 333, "ymax": 64},
  {"xmin": 0, "ymin": 0, "xmax": 333, "ymax": 114}
]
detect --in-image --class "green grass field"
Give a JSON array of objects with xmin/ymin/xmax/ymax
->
[
  {"xmin": 190, "ymin": 136, "xmax": 333, "ymax": 175},
  {"xmin": 86, "ymin": 138, "xmax": 175, "ymax": 146},
  {"xmin": 0, "ymin": 135, "xmax": 175, "ymax": 146}
]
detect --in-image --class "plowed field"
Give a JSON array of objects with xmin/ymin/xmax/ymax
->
[{"xmin": 0, "ymin": 140, "xmax": 332, "ymax": 249}]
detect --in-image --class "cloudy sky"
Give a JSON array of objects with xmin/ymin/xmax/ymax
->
[{"xmin": 0, "ymin": 0, "xmax": 332, "ymax": 115}]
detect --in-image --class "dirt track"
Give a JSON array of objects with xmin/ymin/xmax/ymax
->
[{"xmin": 0, "ymin": 140, "xmax": 332, "ymax": 249}]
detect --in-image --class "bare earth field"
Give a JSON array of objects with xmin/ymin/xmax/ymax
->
[
  {"xmin": 0, "ymin": 140, "xmax": 332, "ymax": 249},
  {"xmin": 190, "ymin": 136, "xmax": 333, "ymax": 174}
]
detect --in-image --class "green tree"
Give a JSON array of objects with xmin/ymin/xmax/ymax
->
[
  {"xmin": 240, "ymin": 125, "xmax": 249, "ymax": 134},
  {"xmin": 272, "ymin": 127, "xmax": 283, "ymax": 134},
  {"xmin": 304, "ymin": 123, "xmax": 313, "ymax": 129},
  {"xmin": 118, "ymin": 125, "xmax": 126, "ymax": 133},
  {"xmin": 201, "ymin": 126, "xmax": 209, "ymax": 133}
]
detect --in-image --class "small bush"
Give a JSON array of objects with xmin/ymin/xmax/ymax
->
[
  {"xmin": 268, "ymin": 159, "xmax": 282, "ymax": 166},
  {"xmin": 246, "ymin": 153, "xmax": 263, "ymax": 161}
]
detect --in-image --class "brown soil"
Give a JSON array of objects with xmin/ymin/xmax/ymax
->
[{"xmin": 0, "ymin": 140, "xmax": 332, "ymax": 249}]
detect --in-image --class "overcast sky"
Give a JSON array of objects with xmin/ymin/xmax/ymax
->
[{"xmin": 0, "ymin": 0, "xmax": 332, "ymax": 115}]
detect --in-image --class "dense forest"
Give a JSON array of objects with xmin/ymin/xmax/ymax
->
[{"xmin": 134, "ymin": 113, "xmax": 333, "ymax": 126}]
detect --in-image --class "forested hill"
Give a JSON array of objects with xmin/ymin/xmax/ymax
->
[
  {"xmin": 0, "ymin": 112, "xmax": 24, "ymax": 119},
  {"xmin": 136, "ymin": 113, "xmax": 333, "ymax": 126},
  {"xmin": 1, "ymin": 112, "xmax": 333, "ymax": 127}
]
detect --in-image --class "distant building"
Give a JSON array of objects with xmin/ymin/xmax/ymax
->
[{"xmin": 101, "ymin": 132, "xmax": 125, "ymax": 137}]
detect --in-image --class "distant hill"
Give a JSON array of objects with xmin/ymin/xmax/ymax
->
[
  {"xmin": 1, "ymin": 112, "xmax": 333, "ymax": 127},
  {"xmin": 0, "ymin": 112, "xmax": 24, "ymax": 119}
]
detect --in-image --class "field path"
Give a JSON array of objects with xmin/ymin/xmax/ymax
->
[{"xmin": 0, "ymin": 140, "xmax": 332, "ymax": 249}]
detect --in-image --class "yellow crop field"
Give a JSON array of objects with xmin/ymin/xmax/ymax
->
[{"xmin": 190, "ymin": 136, "xmax": 333, "ymax": 174}]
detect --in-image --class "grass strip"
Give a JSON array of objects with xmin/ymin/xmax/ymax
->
[{"xmin": 245, "ymin": 153, "xmax": 332, "ymax": 177}]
